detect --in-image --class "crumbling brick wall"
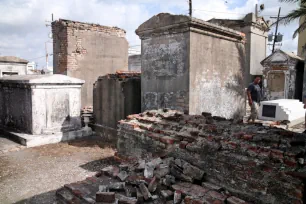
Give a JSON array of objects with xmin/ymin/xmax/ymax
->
[
  {"xmin": 52, "ymin": 19, "xmax": 128, "ymax": 107},
  {"xmin": 118, "ymin": 109, "xmax": 306, "ymax": 203}
]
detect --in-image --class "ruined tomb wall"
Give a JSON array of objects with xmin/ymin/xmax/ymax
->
[
  {"xmin": 141, "ymin": 32, "xmax": 190, "ymax": 112},
  {"xmin": 52, "ymin": 20, "xmax": 129, "ymax": 107},
  {"xmin": 117, "ymin": 110, "xmax": 305, "ymax": 204},
  {"xmin": 93, "ymin": 75, "xmax": 141, "ymax": 139},
  {"xmin": 0, "ymin": 85, "xmax": 32, "ymax": 133},
  {"xmin": 189, "ymin": 32, "xmax": 246, "ymax": 119}
]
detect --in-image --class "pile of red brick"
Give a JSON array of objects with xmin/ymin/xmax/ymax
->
[
  {"xmin": 117, "ymin": 109, "xmax": 306, "ymax": 203},
  {"xmin": 57, "ymin": 156, "xmax": 249, "ymax": 204}
]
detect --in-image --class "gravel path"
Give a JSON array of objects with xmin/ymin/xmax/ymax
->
[{"xmin": 0, "ymin": 136, "xmax": 115, "ymax": 204}]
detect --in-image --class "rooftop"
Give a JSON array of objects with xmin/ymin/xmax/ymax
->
[
  {"xmin": 0, "ymin": 74, "xmax": 85, "ymax": 85},
  {"xmin": 136, "ymin": 13, "xmax": 245, "ymax": 42},
  {"xmin": 0, "ymin": 56, "xmax": 29, "ymax": 64},
  {"xmin": 53, "ymin": 18, "xmax": 126, "ymax": 33}
]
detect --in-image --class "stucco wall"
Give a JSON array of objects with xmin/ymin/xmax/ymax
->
[
  {"xmin": 0, "ymin": 63, "xmax": 27, "ymax": 77},
  {"xmin": 189, "ymin": 32, "xmax": 246, "ymax": 119},
  {"xmin": 141, "ymin": 33, "xmax": 190, "ymax": 112},
  {"xmin": 52, "ymin": 20, "xmax": 129, "ymax": 107}
]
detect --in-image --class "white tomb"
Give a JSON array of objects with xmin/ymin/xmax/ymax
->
[
  {"xmin": 259, "ymin": 99, "xmax": 305, "ymax": 126},
  {"xmin": 0, "ymin": 74, "xmax": 92, "ymax": 147}
]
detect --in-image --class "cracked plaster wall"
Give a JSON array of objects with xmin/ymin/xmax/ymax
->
[
  {"xmin": 141, "ymin": 33, "xmax": 190, "ymax": 112},
  {"xmin": 189, "ymin": 32, "xmax": 246, "ymax": 119}
]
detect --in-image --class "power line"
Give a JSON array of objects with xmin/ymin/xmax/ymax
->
[{"xmin": 28, "ymin": 54, "xmax": 53, "ymax": 61}]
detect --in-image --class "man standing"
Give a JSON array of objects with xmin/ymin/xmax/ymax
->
[{"xmin": 247, "ymin": 77, "xmax": 262, "ymax": 123}]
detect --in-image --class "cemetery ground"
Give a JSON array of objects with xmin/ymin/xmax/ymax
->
[{"xmin": 0, "ymin": 135, "xmax": 116, "ymax": 204}]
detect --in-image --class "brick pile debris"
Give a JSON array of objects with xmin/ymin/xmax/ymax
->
[
  {"xmin": 56, "ymin": 155, "xmax": 249, "ymax": 204},
  {"xmin": 106, "ymin": 70, "xmax": 141, "ymax": 80},
  {"xmin": 117, "ymin": 109, "xmax": 306, "ymax": 204}
]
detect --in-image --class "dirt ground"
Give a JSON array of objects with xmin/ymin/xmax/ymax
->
[{"xmin": 0, "ymin": 136, "xmax": 116, "ymax": 204}]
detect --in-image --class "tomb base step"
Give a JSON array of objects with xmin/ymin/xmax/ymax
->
[{"xmin": 0, "ymin": 127, "xmax": 93, "ymax": 147}]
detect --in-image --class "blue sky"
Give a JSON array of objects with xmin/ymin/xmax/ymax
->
[{"xmin": 0, "ymin": 0, "xmax": 300, "ymax": 69}]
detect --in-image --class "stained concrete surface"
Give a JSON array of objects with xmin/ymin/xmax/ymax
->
[
  {"xmin": 0, "ymin": 136, "xmax": 116, "ymax": 204},
  {"xmin": 0, "ymin": 136, "xmax": 24, "ymax": 154}
]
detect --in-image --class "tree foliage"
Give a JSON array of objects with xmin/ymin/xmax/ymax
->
[{"xmin": 276, "ymin": 0, "xmax": 306, "ymax": 38}]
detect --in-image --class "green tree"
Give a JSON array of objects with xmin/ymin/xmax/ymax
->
[{"xmin": 278, "ymin": 0, "xmax": 306, "ymax": 38}]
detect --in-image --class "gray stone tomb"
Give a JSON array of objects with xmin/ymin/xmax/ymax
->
[{"xmin": 0, "ymin": 74, "xmax": 92, "ymax": 147}]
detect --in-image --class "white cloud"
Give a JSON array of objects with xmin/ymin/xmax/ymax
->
[{"xmin": 0, "ymin": 0, "xmax": 302, "ymax": 68}]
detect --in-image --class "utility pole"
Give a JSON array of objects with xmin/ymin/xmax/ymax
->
[
  {"xmin": 45, "ymin": 42, "xmax": 49, "ymax": 70},
  {"xmin": 189, "ymin": 0, "xmax": 192, "ymax": 17},
  {"xmin": 272, "ymin": 7, "xmax": 281, "ymax": 53}
]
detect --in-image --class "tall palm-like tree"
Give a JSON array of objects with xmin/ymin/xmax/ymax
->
[{"xmin": 278, "ymin": 0, "xmax": 306, "ymax": 38}]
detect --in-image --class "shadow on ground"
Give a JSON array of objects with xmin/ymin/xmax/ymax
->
[
  {"xmin": 79, "ymin": 156, "xmax": 120, "ymax": 172},
  {"xmin": 67, "ymin": 135, "xmax": 117, "ymax": 149},
  {"xmin": 13, "ymin": 190, "xmax": 57, "ymax": 204}
]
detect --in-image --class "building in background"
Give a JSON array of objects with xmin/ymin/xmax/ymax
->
[
  {"xmin": 0, "ymin": 56, "xmax": 28, "ymax": 77},
  {"xmin": 261, "ymin": 50, "xmax": 304, "ymax": 101},
  {"xmin": 52, "ymin": 19, "xmax": 128, "ymax": 107},
  {"xmin": 208, "ymin": 13, "xmax": 269, "ymax": 86},
  {"xmin": 128, "ymin": 55, "xmax": 141, "ymax": 72}
]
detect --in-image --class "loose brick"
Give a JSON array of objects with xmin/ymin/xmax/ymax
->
[
  {"xmin": 160, "ymin": 136, "xmax": 175, "ymax": 144},
  {"xmin": 227, "ymin": 196, "xmax": 248, "ymax": 204},
  {"xmin": 179, "ymin": 141, "xmax": 189, "ymax": 149},
  {"xmin": 96, "ymin": 192, "xmax": 115, "ymax": 203}
]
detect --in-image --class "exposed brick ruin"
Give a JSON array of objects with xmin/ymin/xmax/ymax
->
[
  {"xmin": 117, "ymin": 109, "xmax": 306, "ymax": 203},
  {"xmin": 52, "ymin": 19, "xmax": 128, "ymax": 107},
  {"xmin": 57, "ymin": 156, "xmax": 250, "ymax": 204}
]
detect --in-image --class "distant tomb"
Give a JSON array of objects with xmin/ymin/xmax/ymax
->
[{"xmin": 0, "ymin": 74, "xmax": 92, "ymax": 147}]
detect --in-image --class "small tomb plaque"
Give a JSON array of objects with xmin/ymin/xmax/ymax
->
[{"xmin": 262, "ymin": 105, "xmax": 276, "ymax": 118}]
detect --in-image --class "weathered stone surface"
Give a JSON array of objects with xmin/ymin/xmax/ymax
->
[
  {"xmin": 172, "ymin": 182, "xmax": 209, "ymax": 198},
  {"xmin": 227, "ymin": 196, "xmax": 248, "ymax": 204},
  {"xmin": 116, "ymin": 194, "xmax": 138, "ymax": 204},
  {"xmin": 102, "ymin": 166, "xmax": 120, "ymax": 178},
  {"xmin": 173, "ymin": 190, "xmax": 182, "ymax": 204},
  {"xmin": 108, "ymin": 182, "xmax": 125, "ymax": 190},
  {"xmin": 202, "ymin": 182, "xmax": 223, "ymax": 192},
  {"xmin": 154, "ymin": 164, "xmax": 170, "ymax": 179},
  {"xmin": 139, "ymin": 183, "xmax": 152, "ymax": 200},
  {"xmin": 161, "ymin": 190, "xmax": 174, "ymax": 200},
  {"xmin": 148, "ymin": 177, "xmax": 157, "ymax": 193},
  {"xmin": 170, "ymin": 165, "xmax": 193, "ymax": 183},
  {"xmin": 117, "ymin": 171, "xmax": 129, "ymax": 181},
  {"xmin": 182, "ymin": 162, "xmax": 205, "ymax": 180},
  {"xmin": 136, "ymin": 187, "xmax": 144, "ymax": 203},
  {"xmin": 124, "ymin": 186, "xmax": 137, "ymax": 197},
  {"xmin": 99, "ymin": 185, "xmax": 109, "ymax": 192}
]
